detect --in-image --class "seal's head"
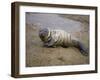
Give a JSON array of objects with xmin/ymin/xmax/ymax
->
[{"xmin": 39, "ymin": 28, "xmax": 50, "ymax": 42}]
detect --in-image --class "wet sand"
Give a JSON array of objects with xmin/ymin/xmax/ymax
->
[{"xmin": 26, "ymin": 13, "xmax": 89, "ymax": 67}]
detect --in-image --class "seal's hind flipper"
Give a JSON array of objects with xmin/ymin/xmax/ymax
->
[{"xmin": 78, "ymin": 41, "xmax": 89, "ymax": 56}]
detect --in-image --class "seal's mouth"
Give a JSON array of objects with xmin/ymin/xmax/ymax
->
[
  {"xmin": 40, "ymin": 34, "xmax": 45, "ymax": 39},
  {"xmin": 39, "ymin": 32, "xmax": 49, "ymax": 41}
]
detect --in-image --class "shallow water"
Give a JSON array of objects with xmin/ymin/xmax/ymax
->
[{"xmin": 26, "ymin": 13, "xmax": 83, "ymax": 33}]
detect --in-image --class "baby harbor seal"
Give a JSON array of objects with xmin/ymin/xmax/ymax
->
[{"xmin": 39, "ymin": 28, "xmax": 89, "ymax": 55}]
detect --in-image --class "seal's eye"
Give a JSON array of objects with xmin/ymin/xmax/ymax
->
[
  {"xmin": 39, "ymin": 31, "xmax": 48, "ymax": 37},
  {"xmin": 39, "ymin": 29, "xmax": 48, "ymax": 37}
]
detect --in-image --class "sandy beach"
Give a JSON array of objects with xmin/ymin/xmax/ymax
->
[{"xmin": 26, "ymin": 13, "xmax": 89, "ymax": 67}]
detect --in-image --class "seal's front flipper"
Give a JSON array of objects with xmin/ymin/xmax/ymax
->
[
  {"xmin": 78, "ymin": 41, "xmax": 89, "ymax": 56},
  {"xmin": 44, "ymin": 39, "xmax": 56, "ymax": 47}
]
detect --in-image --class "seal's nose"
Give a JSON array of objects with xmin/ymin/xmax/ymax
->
[
  {"xmin": 40, "ymin": 33, "xmax": 45, "ymax": 38},
  {"xmin": 39, "ymin": 31, "xmax": 45, "ymax": 38}
]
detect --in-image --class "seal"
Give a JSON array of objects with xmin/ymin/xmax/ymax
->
[{"xmin": 39, "ymin": 28, "xmax": 88, "ymax": 55}]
